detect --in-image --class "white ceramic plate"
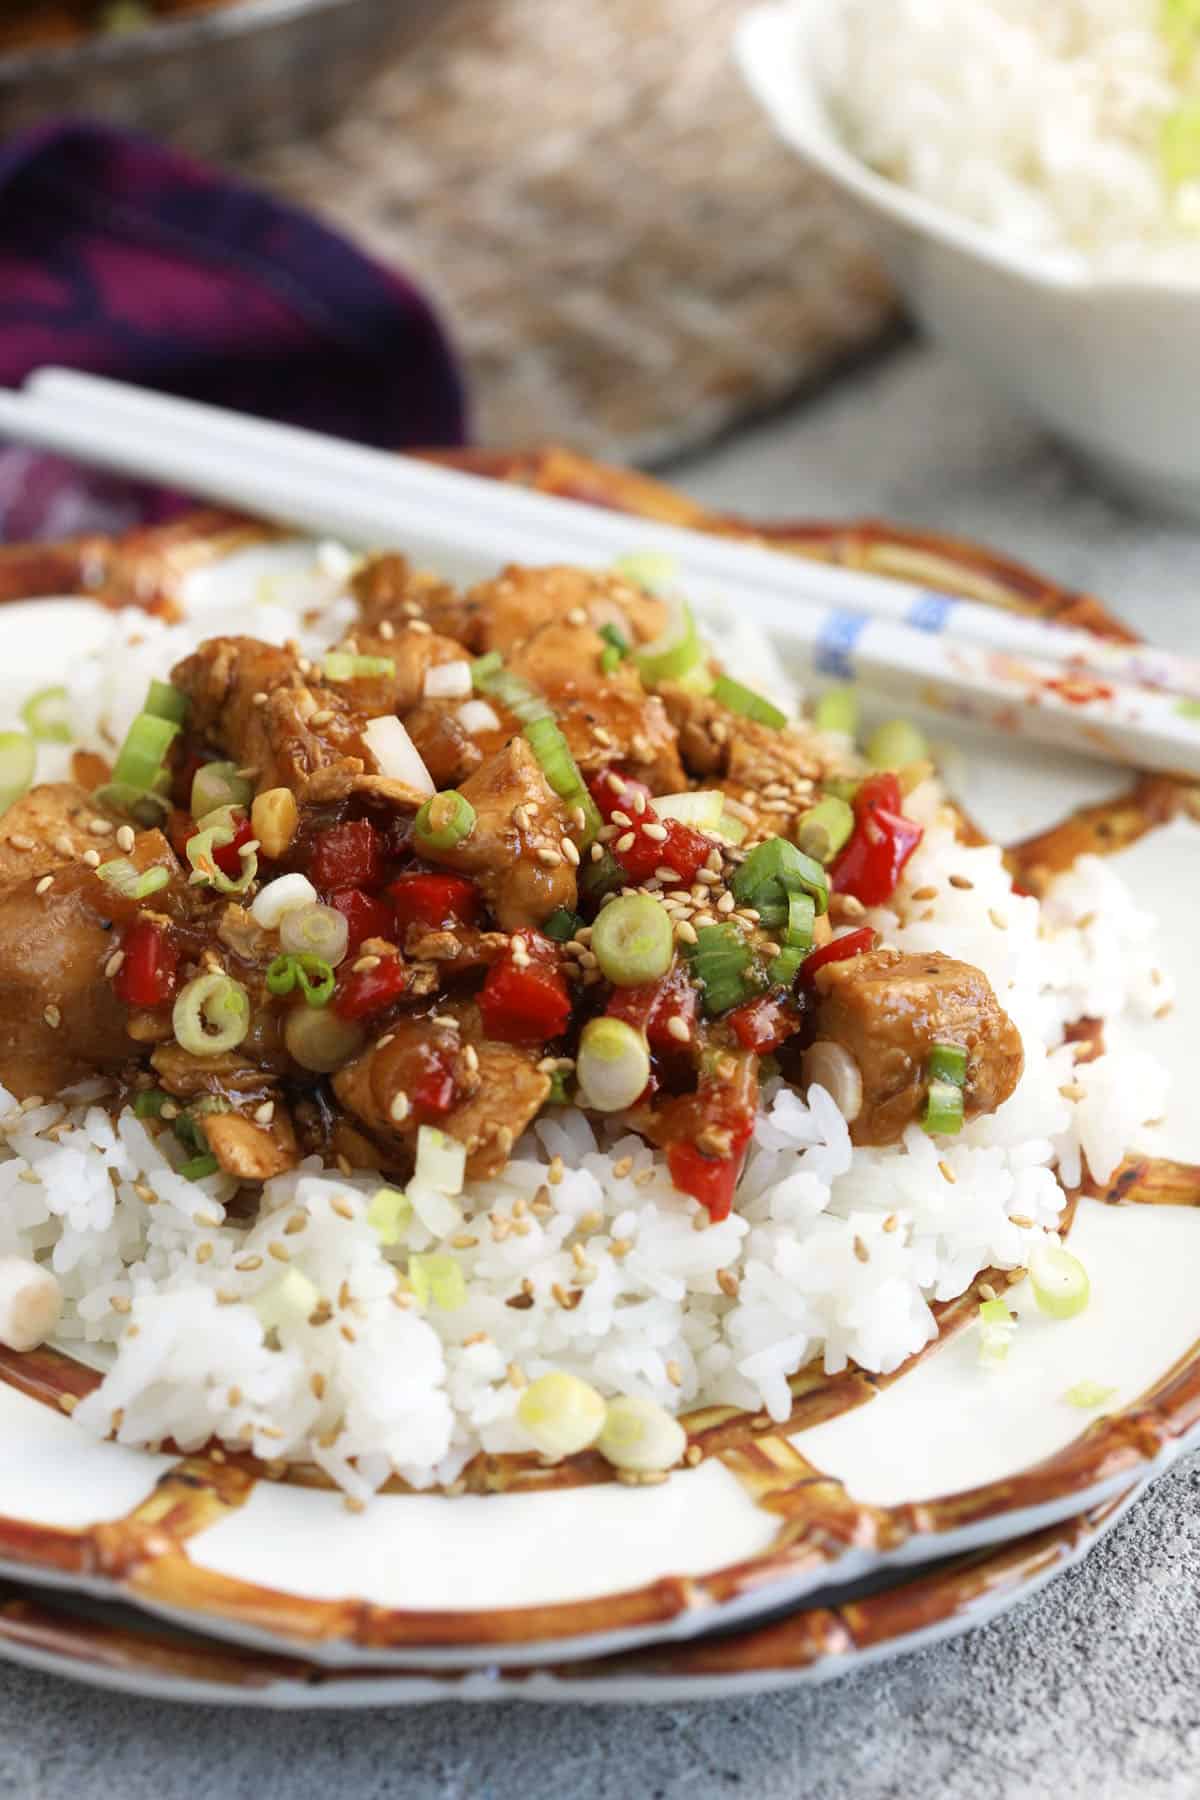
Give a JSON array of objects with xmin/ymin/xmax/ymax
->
[{"xmin": 0, "ymin": 530, "xmax": 1195, "ymax": 1672}]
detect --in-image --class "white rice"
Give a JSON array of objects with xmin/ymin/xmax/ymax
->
[
  {"xmin": 817, "ymin": 0, "xmax": 1200, "ymax": 279},
  {"xmin": 0, "ymin": 551, "xmax": 1174, "ymax": 1499}
]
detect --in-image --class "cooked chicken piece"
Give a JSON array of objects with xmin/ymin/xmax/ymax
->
[
  {"xmin": 422, "ymin": 737, "xmax": 578, "ymax": 930},
  {"xmin": 810, "ymin": 948, "xmax": 1024, "ymax": 1146},
  {"xmin": 352, "ymin": 553, "xmax": 461, "ymax": 639},
  {"xmin": 170, "ymin": 637, "xmax": 426, "ymax": 811},
  {"xmin": 0, "ymin": 782, "xmax": 113, "ymax": 889},
  {"xmin": 327, "ymin": 625, "xmax": 470, "ymax": 721},
  {"xmin": 0, "ymin": 828, "xmax": 178, "ymax": 1099},
  {"xmin": 200, "ymin": 1108, "xmax": 299, "ymax": 1182},
  {"xmin": 401, "ymin": 701, "xmax": 483, "ymax": 789},
  {"xmin": 661, "ymin": 686, "xmax": 843, "ymax": 801},
  {"xmin": 332, "ymin": 1003, "xmax": 549, "ymax": 1180},
  {"xmin": 505, "ymin": 622, "xmax": 685, "ymax": 792},
  {"xmin": 393, "ymin": 564, "xmax": 672, "ymax": 657},
  {"xmin": 149, "ymin": 1044, "xmax": 276, "ymax": 1101}
]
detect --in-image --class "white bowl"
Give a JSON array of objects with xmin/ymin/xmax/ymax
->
[{"xmin": 735, "ymin": 1, "xmax": 1200, "ymax": 519}]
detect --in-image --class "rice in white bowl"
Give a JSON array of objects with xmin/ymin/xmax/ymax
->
[
  {"xmin": 0, "ymin": 555, "xmax": 1174, "ymax": 1503},
  {"xmin": 816, "ymin": 0, "xmax": 1200, "ymax": 278}
]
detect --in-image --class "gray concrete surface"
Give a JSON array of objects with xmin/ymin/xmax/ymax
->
[{"xmin": 7, "ymin": 342, "xmax": 1200, "ymax": 1797}]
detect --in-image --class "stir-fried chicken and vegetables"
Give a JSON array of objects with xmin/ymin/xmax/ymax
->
[{"xmin": 0, "ymin": 558, "xmax": 1024, "ymax": 1228}]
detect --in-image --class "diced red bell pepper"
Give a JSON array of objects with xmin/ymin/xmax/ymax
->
[
  {"xmin": 606, "ymin": 962, "xmax": 699, "ymax": 1056},
  {"xmin": 589, "ymin": 768, "xmax": 715, "ymax": 886},
  {"xmin": 310, "ymin": 818, "xmax": 388, "ymax": 894},
  {"xmin": 727, "ymin": 992, "xmax": 804, "ymax": 1054},
  {"xmin": 589, "ymin": 768, "xmax": 654, "ymax": 823},
  {"xmin": 388, "ymin": 872, "xmax": 481, "ymax": 933},
  {"xmin": 479, "ymin": 951, "xmax": 571, "ymax": 1044},
  {"xmin": 172, "ymin": 809, "xmax": 253, "ymax": 879},
  {"xmin": 328, "ymin": 887, "xmax": 395, "ymax": 954},
  {"xmin": 800, "ymin": 925, "xmax": 878, "ymax": 985},
  {"xmin": 411, "ymin": 1048, "xmax": 457, "ymax": 1120},
  {"xmin": 113, "ymin": 921, "xmax": 179, "ymax": 1010},
  {"xmin": 667, "ymin": 1131, "xmax": 752, "ymax": 1224},
  {"xmin": 334, "ymin": 955, "xmax": 408, "ymax": 1021},
  {"xmin": 829, "ymin": 773, "xmax": 923, "ymax": 907}
]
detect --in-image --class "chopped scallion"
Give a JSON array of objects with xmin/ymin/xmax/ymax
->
[
  {"xmin": 132, "ymin": 1089, "xmax": 169, "ymax": 1119},
  {"xmin": 598, "ymin": 622, "xmax": 629, "ymax": 659},
  {"xmin": 191, "ymin": 760, "xmax": 251, "ymax": 820},
  {"xmin": 591, "ymin": 893, "xmax": 674, "ymax": 986},
  {"xmin": 367, "ymin": 1186, "xmax": 412, "ymax": 1246},
  {"xmin": 1063, "ymin": 1380, "xmax": 1117, "ymax": 1410},
  {"xmin": 1030, "ymin": 1241, "xmax": 1090, "ymax": 1321},
  {"xmin": 0, "ymin": 731, "xmax": 36, "ymax": 817},
  {"xmin": 143, "ymin": 679, "xmax": 188, "ymax": 726},
  {"xmin": 929, "ymin": 1042, "xmax": 967, "ymax": 1086},
  {"xmin": 730, "ymin": 836, "xmax": 829, "ymax": 924},
  {"xmin": 712, "ymin": 674, "xmax": 786, "ymax": 730},
  {"xmin": 523, "ymin": 716, "xmax": 602, "ymax": 842},
  {"xmin": 97, "ymin": 858, "xmax": 170, "ymax": 901},
  {"xmin": 813, "ymin": 685, "xmax": 859, "ymax": 736},
  {"xmin": 866, "ymin": 718, "xmax": 928, "ymax": 771},
  {"xmin": 265, "ymin": 952, "xmax": 335, "ymax": 1008},
  {"xmin": 179, "ymin": 1152, "xmax": 219, "ymax": 1182},
  {"xmin": 185, "ymin": 805, "xmax": 257, "ymax": 895},
  {"xmin": 408, "ymin": 1253, "xmax": 467, "ymax": 1311},
  {"xmin": 542, "ymin": 907, "xmax": 582, "ymax": 943},
  {"xmin": 785, "ymin": 889, "xmax": 816, "ymax": 953},
  {"xmin": 613, "ymin": 551, "xmax": 676, "ymax": 595},
  {"xmin": 546, "ymin": 1069, "xmax": 572, "ymax": 1106},
  {"xmin": 20, "ymin": 685, "xmax": 71, "ymax": 744},
  {"xmin": 576, "ymin": 1016, "xmax": 652, "ymax": 1111},
  {"xmin": 795, "ymin": 795, "xmax": 854, "ymax": 863},
  {"xmin": 633, "ymin": 599, "xmax": 706, "ymax": 687},
  {"xmin": 978, "ymin": 1296, "xmax": 1015, "ymax": 1367},
  {"xmin": 687, "ymin": 922, "xmax": 757, "ymax": 1016},
  {"xmin": 414, "ymin": 789, "xmax": 477, "ymax": 852},
  {"xmin": 111, "ymin": 711, "xmax": 179, "ymax": 796},
  {"xmin": 922, "ymin": 1077, "xmax": 964, "ymax": 1135},
  {"xmin": 323, "ymin": 652, "xmax": 396, "ymax": 682},
  {"xmin": 600, "ymin": 644, "xmax": 622, "ymax": 675},
  {"xmin": 172, "ymin": 972, "xmax": 251, "ymax": 1057},
  {"xmin": 518, "ymin": 1371, "xmax": 606, "ymax": 1457}
]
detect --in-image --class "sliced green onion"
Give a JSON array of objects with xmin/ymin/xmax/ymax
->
[
  {"xmin": 1063, "ymin": 1380, "xmax": 1117, "ymax": 1410},
  {"xmin": 822, "ymin": 776, "xmax": 861, "ymax": 804},
  {"xmin": 730, "ymin": 836, "xmax": 829, "ymax": 923},
  {"xmin": 688, "ymin": 923, "xmax": 758, "ymax": 1016},
  {"xmin": 651, "ymin": 789, "xmax": 725, "ymax": 832},
  {"xmin": 922, "ymin": 1077, "xmax": 964, "ymax": 1135},
  {"xmin": 634, "ymin": 599, "xmax": 706, "ymax": 687},
  {"xmin": 179, "ymin": 1152, "xmax": 219, "ymax": 1182},
  {"xmin": 600, "ymin": 644, "xmax": 622, "ymax": 675},
  {"xmin": 185, "ymin": 805, "xmax": 257, "ymax": 896},
  {"xmin": 254, "ymin": 1268, "xmax": 320, "ymax": 1336},
  {"xmin": 408, "ymin": 1253, "xmax": 467, "ymax": 1312},
  {"xmin": 471, "ymin": 654, "xmax": 553, "ymax": 726},
  {"xmin": 597, "ymin": 1392, "xmax": 687, "ymax": 1472},
  {"xmin": 279, "ymin": 902, "xmax": 349, "ymax": 967},
  {"xmin": 0, "ymin": 731, "xmax": 37, "ymax": 817},
  {"xmin": 191, "ymin": 760, "xmax": 251, "ymax": 820},
  {"xmin": 284, "ymin": 1004, "xmax": 364, "ymax": 1073},
  {"xmin": 367, "ymin": 1186, "xmax": 412, "ymax": 1247},
  {"xmin": 132, "ymin": 1088, "xmax": 169, "ymax": 1119},
  {"xmin": 143, "ymin": 679, "xmax": 188, "ymax": 726},
  {"xmin": 20, "ymin": 685, "xmax": 71, "ymax": 744},
  {"xmin": 576, "ymin": 1016, "xmax": 651, "ymax": 1112},
  {"xmin": 613, "ymin": 551, "xmax": 676, "ymax": 595},
  {"xmin": 265, "ymin": 953, "xmax": 335, "ymax": 1008},
  {"xmin": 111, "ymin": 711, "xmax": 178, "ymax": 795},
  {"xmin": 929, "ymin": 1042, "xmax": 967, "ymax": 1086},
  {"xmin": 795, "ymin": 796, "xmax": 854, "ymax": 863},
  {"xmin": 470, "ymin": 651, "xmax": 504, "ymax": 687},
  {"xmin": 866, "ymin": 718, "xmax": 928, "ymax": 771},
  {"xmin": 323, "ymin": 652, "xmax": 396, "ymax": 682},
  {"xmin": 978, "ymin": 1297, "xmax": 1016, "ymax": 1367},
  {"xmin": 579, "ymin": 847, "xmax": 624, "ymax": 902},
  {"xmin": 173, "ymin": 973, "xmax": 251, "ymax": 1058},
  {"xmin": 542, "ymin": 907, "xmax": 582, "ymax": 943},
  {"xmin": 518, "ymin": 1371, "xmax": 606, "ymax": 1458},
  {"xmin": 523, "ymin": 717, "xmax": 602, "ymax": 842},
  {"xmin": 91, "ymin": 781, "xmax": 171, "ymax": 827},
  {"xmin": 1030, "ymin": 1242, "xmax": 1090, "ymax": 1321},
  {"xmin": 768, "ymin": 945, "xmax": 806, "ymax": 988},
  {"xmin": 414, "ymin": 789, "xmax": 477, "ymax": 852},
  {"xmin": 97, "ymin": 858, "xmax": 170, "ymax": 901},
  {"xmin": 546, "ymin": 1069, "xmax": 573, "ymax": 1106},
  {"xmin": 717, "ymin": 809, "xmax": 748, "ymax": 846},
  {"xmin": 592, "ymin": 893, "xmax": 674, "ymax": 987},
  {"xmin": 785, "ymin": 889, "xmax": 815, "ymax": 953},
  {"xmin": 712, "ymin": 674, "xmax": 786, "ymax": 730},
  {"xmin": 171, "ymin": 1110, "xmax": 204, "ymax": 1153},
  {"xmin": 599, "ymin": 622, "xmax": 629, "ymax": 659},
  {"xmin": 814, "ymin": 685, "xmax": 859, "ymax": 736},
  {"xmin": 415, "ymin": 1124, "xmax": 467, "ymax": 1198}
]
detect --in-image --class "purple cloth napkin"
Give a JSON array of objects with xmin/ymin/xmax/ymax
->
[{"xmin": 0, "ymin": 119, "xmax": 466, "ymax": 542}]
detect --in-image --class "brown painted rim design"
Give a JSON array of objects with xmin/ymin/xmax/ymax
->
[
  {"xmin": 0, "ymin": 448, "xmax": 1194, "ymax": 1661},
  {"xmin": 0, "ymin": 1483, "xmax": 1143, "ymax": 1702}
]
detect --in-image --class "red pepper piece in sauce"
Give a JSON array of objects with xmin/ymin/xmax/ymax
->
[
  {"xmin": 388, "ymin": 873, "xmax": 481, "ymax": 933},
  {"xmin": 667, "ymin": 1129, "xmax": 753, "ymax": 1224},
  {"xmin": 829, "ymin": 774, "xmax": 923, "ymax": 907},
  {"xmin": 606, "ymin": 962, "xmax": 699, "ymax": 1056},
  {"xmin": 727, "ymin": 992, "xmax": 804, "ymax": 1054},
  {"xmin": 799, "ymin": 925, "xmax": 878, "ymax": 985},
  {"xmin": 479, "ymin": 942, "xmax": 571, "ymax": 1044},
  {"xmin": 328, "ymin": 887, "xmax": 395, "ymax": 954},
  {"xmin": 334, "ymin": 956, "xmax": 408, "ymax": 1022},
  {"xmin": 310, "ymin": 818, "xmax": 388, "ymax": 894},
  {"xmin": 113, "ymin": 921, "xmax": 179, "ymax": 1009},
  {"xmin": 589, "ymin": 768, "xmax": 715, "ymax": 885},
  {"xmin": 411, "ymin": 1050, "xmax": 457, "ymax": 1120},
  {"xmin": 589, "ymin": 768, "xmax": 654, "ymax": 823},
  {"xmin": 172, "ymin": 809, "xmax": 253, "ymax": 880}
]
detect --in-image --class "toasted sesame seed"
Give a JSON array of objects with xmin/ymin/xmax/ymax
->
[
  {"xmin": 911, "ymin": 886, "xmax": 938, "ymax": 901},
  {"xmin": 938, "ymin": 1160, "xmax": 956, "ymax": 1184},
  {"xmin": 948, "ymin": 873, "xmax": 974, "ymax": 891},
  {"xmin": 507, "ymin": 1361, "xmax": 527, "ymax": 1389},
  {"xmin": 352, "ymin": 954, "xmax": 381, "ymax": 973},
  {"xmin": 87, "ymin": 818, "xmax": 114, "ymax": 837},
  {"xmin": 561, "ymin": 837, "xmax": 581, "ymax": 866},
  {"xmin": 235, "ymin": 1255, "xmax": 263, "ymax": 1273},
  {"xmin": 666, "ymin": 1015, "xmax": 691, "ymax": 1044},
  {"xmin": 42, "ymin": 1004, "xmax": 61, "ymax": 1029},
  {"xmin": 408, "ymin": 618, "xmax": 432, "ymax": 635},
  {"xmin": 1059, "ymin": 1081, "xmax": 1086, "ymax": 1101},
  {"xmin": 674, "ymin": 920, "xmax": 698, "ymax": 946},
  {"xmin": 988, "ymin": 908, "xmax": 1008, "ymax": 931},
  {"xmin": 666, "ymin": 1359, "xmax": 683, "ymax": 1388},
  {"xmin": 853, "ymin": 1235, "xmax": 870, "ymax": 1263},
  {"xmin": 35, "ymin": 874, "xmax": 54, "ymax": 895},
  {"xmin": 717, "ymin": 1268, "xmax": 740, "ymax": 1298},
  {"xmin": 1010, "ymin": 1214, "xmax": 1035, "ymax": 1230},
  {"xmin": 110, "ymin": 1293, "xmax": 132, "ymax": 1314},
  {"xmin": 116, "ymin": 824, "xmax": 135, "ymax": 853},
  {"xmin": 716, "ymin": 891, "xmax": 735, "ymax": 914},
  {"xmin": 615, "ymin": 831, "xmax": 636, "ymax": 853},
  {"xmin": 160, "ymin": 1101, "xmax": 178, "ymax": 1121},
  {"xmin": 883, "ymin": 1213, "xmax": 899, "ymax": 1233},
  {"xmin": 612, "ymin": 1155, "xmax": 634, "ymax": 1180},
  {"xmin": 82, "ymin": 849, "xmax": 101, "ymax": 868},
  {"xmin": 642, "ymin": 821, "xmax": 668, "ymax": 843},
  {"xmin": 267, "ymin": 1240, "xmax": 290, "ymax": 1263},
  {"xmin": 8, "ymin": 833, "xmax": 34, "ymax": 851},
  {"xmin": 536, "ymin": 846, "xmax": 562, "ymax": 868},
  {"xmin": 656, "ymin": 866, "xmax": 682, "ymax": 885},
  {"xmin": 548, "ymin": 1156, "xmax": 565, "ymax": 1185},
  {"xmin": 310, "ymin": 707, "xmax": 335, "ymax": 728},
  {"xmin": 566, "ymin": 606, "xmax": 588, "ymax": 625}
]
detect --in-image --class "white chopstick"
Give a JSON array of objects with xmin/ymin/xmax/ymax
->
[
  {"xmin": 0, "ymin": 377, "xmax": 1198, "ymax": 780},
  {"xmin": 28, "ymin": 365, "xmax": 1200, "ymax": 707}
]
